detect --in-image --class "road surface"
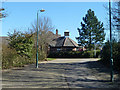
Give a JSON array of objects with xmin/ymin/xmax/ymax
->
[{"xmin": 2, "ymin": 58, "xmax": 120, "ymax": 88}]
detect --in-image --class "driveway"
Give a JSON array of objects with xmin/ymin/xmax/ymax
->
[{"xmin": 2, "ymin": 58, "xmax": 120, "ymax": 88}]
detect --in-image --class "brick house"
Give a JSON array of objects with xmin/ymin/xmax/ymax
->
[{"xmin": 49, "ymin": 30, "xmax": 79, "ymax": 52}]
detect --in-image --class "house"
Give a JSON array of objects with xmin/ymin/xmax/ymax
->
[{"xmin": 49, "ymin": 30, "xmax": 79, "ymax": 52}]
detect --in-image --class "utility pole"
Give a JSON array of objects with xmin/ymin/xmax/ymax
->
[{"xmin": 109, "ymin": 0, "xmax": 114, "ymax": 82}]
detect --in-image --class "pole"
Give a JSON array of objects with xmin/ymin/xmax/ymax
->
[
  {"xmin": 36, "ymin": 11, "xmax": 39, "ymax": 68},
  {"xmin": 94, "ymin": 42, "xmax": 96, "ymax": 57},
  {"xmin": 109, "ymin": 0, "xmax": 114, "ymax": 82},
  {"xmin": 36, "ymin": 9, "xmax": 45, "ymax": 68},
  {"xmin": 118, "ymin": 2, "xmax": 120, "ymax": 42}
]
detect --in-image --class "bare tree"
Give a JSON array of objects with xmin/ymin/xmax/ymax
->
[
  {"xmin": 112, "ymin": 1, "xmax": 120, "ymax": 41},
  {"xmin": 103, "ymin": 1, "xmax": 120, "ymax": 42},
  {"xmin": 32, "ymin": 17, "xmax": 54, "ymax": 60}
]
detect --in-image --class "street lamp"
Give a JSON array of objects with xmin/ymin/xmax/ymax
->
[
  {"xmin": 36, "ymin": 9, "xmax": 45, "ymax": 68},
  {"xmin": 94, "ymin": 43, "xmax": 96, "ymax": 57},
  {"xmin": 109, "ymin": 0, "xmax": 114, "ymax": 82},
  {"xmin": 0, "ymin": 8, "xmax": 5, "ymax": 11}
]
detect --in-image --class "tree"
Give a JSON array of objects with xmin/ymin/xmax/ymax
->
[
  {"xmin": 8, "ymin": 30, "xmax": 34, "ymax": 58},
  {"xmin": 104, "ymin": 1, "xmax": 120, "ymax": 42},
  {"xmin": 32, "ymin": 17, "xmax": 54, "ymax": 60},
  {"xmin": 112, "ymin": 1, "xmax": 120, "ymax": 42},
  {"xmin": 76, "ymin": 9, "xmax": 105, "ymax": 50}
]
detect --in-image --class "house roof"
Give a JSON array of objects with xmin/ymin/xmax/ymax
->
[{"xmin": 49, "ymin": 36, "xmax": 79, "ymax": 47}]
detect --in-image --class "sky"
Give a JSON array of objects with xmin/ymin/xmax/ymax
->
[{"xmin": 1, "ymin": 2, "xmax": 109, "ymax": 43}]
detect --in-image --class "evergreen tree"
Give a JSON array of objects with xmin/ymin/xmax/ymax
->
[
  {"xmin": 8, "ymin": 30, "xmax": 34, "ymax": 58},
  {"xmin": 76, "ymin": 9, "xmax": 105, "ymax": 50}
]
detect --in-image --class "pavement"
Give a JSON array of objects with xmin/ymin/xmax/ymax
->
[{"xmin": 2, "ymin": 58, "xmax": 120, "ymax": 88}]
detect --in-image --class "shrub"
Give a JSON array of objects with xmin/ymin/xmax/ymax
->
[
  {"xmin": 86, "ymin": 51, "xmax": 94, "ymax": 58},
  {"xmin": 48, "ymin": 50, "xmax": 101, "ymax": 58},
  {"xmin": 2, "ymin": 30, "xmax": 50, "ymax": 69},
  {"xmin": 2, "ymin": 43, "xmax": 17, "ymax": 69},
  {"xmin": 8, "ymin": 31, "xmax": 33, "ymax": 58},
  {"xmin": 2, "ymin": 43, "xmax": 35, "ymax": 69},
  {"xmin": 101, "ymin": 41, "xmax": 120, "ymax": 72},
  {"xmin": 96, "ymin": 50, "xmax": 101, "ymax": 58}
]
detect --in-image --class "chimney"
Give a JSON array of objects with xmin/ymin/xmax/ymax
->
[
  {"xmin": 56, "ymin": 29, "xmax": 58, "ymax": 36},
  {"xmin": 64, "ymin": 30, "xmax": 69, "ymax": 37}
]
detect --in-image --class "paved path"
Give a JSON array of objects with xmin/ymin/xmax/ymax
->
[{"xmin": 2, "ymin": 58, "xmax": 120, "ymax": 88}]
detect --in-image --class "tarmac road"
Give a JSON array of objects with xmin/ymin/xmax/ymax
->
[{"xmin": 2, "ymin": 58, "xmax": 120, "ymax": 88}]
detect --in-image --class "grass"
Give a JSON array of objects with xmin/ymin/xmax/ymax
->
[{"xmin": 47, "ymin": 58, "xmax": 56, "ymax": 61}]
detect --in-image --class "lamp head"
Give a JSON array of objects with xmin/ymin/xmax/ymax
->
[
  {"xmin": 0, "ymin": 8, "xmax": 5, "ymax": 11},
  {"xmin": 40, "ymin": 9, "xmax": 45, "ymax": 12}
]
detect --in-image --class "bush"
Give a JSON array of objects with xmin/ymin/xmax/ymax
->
[
  {"xmin": 2, "ymin": 30, "xmax": 50, "ymax": 69},
  {"xmin": 2, "ymin": 43, "xmax": 35, "ymax": 69},
  {"xmin": 96, "ymin": 50, "xmax": 101, "ymax": 58},
  {"xmin": 2, "ymin": 43, "xmax": 17, "ymax": 69},
  {"xmin": 48, "ymin": 50, "xmax": 101, "ymax": 58},
  {"xmin": 101, "ymin": 41, "xmax": 120, "ymax": 72},
  {"xmin": 8, "ymin": 31, "xmax": 33, "ymax": 58}
]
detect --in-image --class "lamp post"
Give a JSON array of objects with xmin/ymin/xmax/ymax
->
[
  {"xmin": 109, "ymin": 0, "xmax": 114, "ymax": 82},
  {"xmin": 36, "ymin": 9, "xmax": 45, "ymax": 68},
  {"xmin": 94, "ymin": 43, "xmax": 96, "ymax": 57}
]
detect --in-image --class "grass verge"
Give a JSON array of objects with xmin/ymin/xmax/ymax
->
[{"xmin": 47, "ymin": 58, "xmax": 56, "ymax": 61}]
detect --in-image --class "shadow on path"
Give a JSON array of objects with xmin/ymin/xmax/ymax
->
[{"xmin": 2, "ymin": 59, "xmax": 120, "ymax": 88}]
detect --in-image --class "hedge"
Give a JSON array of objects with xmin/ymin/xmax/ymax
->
[{"xmin": 48, "ymin": 50, "xmax": 101, "ymax": 58}]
